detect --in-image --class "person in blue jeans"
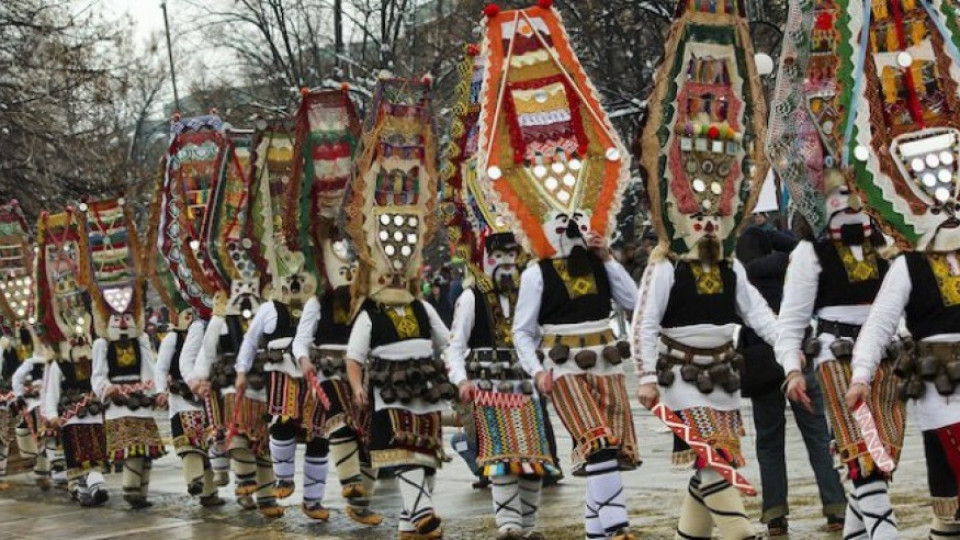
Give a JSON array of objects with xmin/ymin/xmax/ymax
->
[{"xmin": 738, "ymin": 224, "xmax": 846, "ymax": 536}]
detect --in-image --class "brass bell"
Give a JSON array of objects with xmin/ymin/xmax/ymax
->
[
  {"xmin": 438, "ymin": 382, "xmax": 457, "ymax": 401},
  {"xmin": 224, "ymin": 365, "xmax": 237, "ymax": 379},
  {"xmin": 424, "ymin": 385, "xmax": 441, "ymax": 404},
  {"xmin": 919, "ymin": 356, "xmax": 941, "ymax": 380},
  {"xmin": 370, "ymin": 368, "xmax": 389, "ymax": 386},
  {"xmin": 680, "ymin": 363, "xmax": 699, "ymax": 383},
  {"xmin": 87, "ymin": 402, "xmax": 102, "ymax": 416},
  {"xmin": 126, "ymin": 394, "xmax": 141, "ymax": 411},
  {"xmin": 142, "ymin": 395, "xmax": 156, "ymax": 408},
  {"xmin": 248, "ymin": 372, "xmax": 266, "ymax": 391},
  {"xmin": 802, "ymin": 337, "xmax": 822, "ymax": 359},
  {"xmin": 658, "ymin": 368, "xmax": 675, "ymax": 387},
  {"xmin": 548, "ymin": 345, "xmax": 570, "ymax": 364},
  {"xmin": 906, "ymin": 376, "xmax": 926, "ymax": 400},
  {"xmin": 422, "ymin": 362, "xmax": 437, "ymax": 377},
  {"xmin": 935, "ymin": 371, "xmax": 956, "ymax": 396},
  {"xmin": 467, "ymin": 361, "xmax": 482, "ymax": 376},
  {"xmin": 59, "ymin": 396, "xmax": 71, "ymax": 409},
  {"xmin": 408, "ymin": 367, "xmax": 425, "ymax": 385},
  {"xmin": 112, "ymin": 395, "xmax": 127, "ymax": 408},
  {"xmin": 723, "ymin": 372, "xmax": 741, "ymax": 394},
  {"xmin": 497, "ymin": 381, "xmax": 515, "ymax": 394},
  {"xmin": 656, "ymin": 356, "xmax": 670, "ymax": 372},
  {"xmin": 602, "ymin": 346, "xmax": 622, "ymax": 365},
  {"xmin": 396, "ymin": 387, "xmax": 413, "ymax": 404},
  {"xmin": 616, "ymin": 341, "xmax": 632, "ymax": 359},
  {"xmin": 730, "ymin": 353, "xmax": 745, "ymax": 372},
  {"xmin": 696, "ymin": 370, "xmax": 714, "ymax": 394},
  {"xmin": 947, "ymin": 360, "xmax": 960, "ymax": 382},
  {"xmin": 574, "ymin": 350, "xmax": 598, "ymax": 370},
  {"xmin": 390, "ymin": 368, "xmax": 408, "ymax": 386},
  {"xmin": 432, "ymin": 359, "xmax": 446, "ymax": 374},
  {"xmin": 477, "ymin": 379, "xmax": 493, "ymax": 392},
  {"xmin": 519, "ymin": 381, "xmax": 534, "ymax": 395},
  {"xmin": 885, "ymin": 341, "xmax": 904, "ymax": 363},
  {"xmin": 380, "ymin": 386, "xmax": 397, "ymax": 404},
  {"xmin": 894, "ymin": 353, "xmax": 917, "ymax": 379},
  {"xmin": 897, "ymin": 380, "xmax": 909, "ymax": 402},
  {"xmin": 709, "ymin": 363, "xmax": 732, "ymax": 385},
  {"xmin": 489, "ymin": 363, "xmax": 504, "ymax": 377},
  {"xmin": 829, "ymin": 338, "xmax": 854, "ymax": 360}
]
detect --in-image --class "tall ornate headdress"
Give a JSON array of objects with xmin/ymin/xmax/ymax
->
[
  {"xmin": 346, "ymin": 77, "xmax": 438, "ymax": 306},
  {"xmin": 766, "ymin": 0, "xmax": 849, "ymax": 236},
  {"xmin": 200, "ymin": 127, "xmax": 262, "ymax": 318},
  {"xmin": 289, "ymin": 87, "xmax": 361, "ymax": 288},
  {"xmin": 839, "ymin": 1, "xmax": 960, "ymax": 252},
  {"xmin": 156, "ymin": 114, "xmax": 228, "ymax": 318},
  {"xmin": 248, "ymin": 117, "xmax": 317, "ymax": 315},
  {"xmin": 77, "ymin": 197, "xmax": 144, "ymax": 338},
  {"xmin": 475, "ymin": 1, "xmax": 631, "ymax": 259},
  {"xmin": 641, "ymin": 0, "xmax": 768, "ymax": 259},
  {"xmin": 0, "ymin": 200, "xmax": 33, "ymax": 325},
  {"xmin": 34, "ymin": 209, "xmax": 91, "ymax": 351}
]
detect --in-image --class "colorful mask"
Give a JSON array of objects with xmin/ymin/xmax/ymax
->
[
  {"xmin": 642, "ymin": 1, "xmax": 768, "ymax": 260},
  {"xmin": 249, "ymin": 118, "xmax": 317, "ymax": 315},
  {"xmin": 346, "ymin": 77, "xmax": 438, "ymax": 306},
  {"xmin": 78, "ymin": 198, "xmax": 144, "ymax": 339},
  {"xmin": 839, "ymin": 1, "xmax": 960, "ymax": 252},
  {"xmin": 34, "ymin": 209, "xmax": 92, "ymax": 360},
  {"xmin": 157, "ymin": 114, "xmax": 227, "ymax": 318},
  {"xmin": 203, "ymin": 127, "xmax": 261, "ymax": 319},
  {"xmin": 0, "ymin": 200, "xmax": 34, "ymax": 324},
  {"xmin": 475, "ymin": 2, "xmax": 631, "ymax": 260}
]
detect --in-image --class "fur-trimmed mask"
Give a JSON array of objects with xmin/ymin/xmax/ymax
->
[
  {"xmin": 106, "ymin": 312, "xmax": 138, "ymax": 342},
  {"xmin": 482, "ymin": 232, "xmax": 520, "ymax": 293}
]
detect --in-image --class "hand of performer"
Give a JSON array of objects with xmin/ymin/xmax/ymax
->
[
  {"xmin": 535, "ymin": 369, "xmax": 553, "ymax": 395},
  {"xmin": 352, "ymin": 384, "xmax": 367, "ymax": 409},
  {"xmin": 50, "ymin": 417, "xmax": 65, "ymax": 428},
  {"xmin": 234, "ymin": 371, "xmax": 247, "ymax": 397},
  {"xmin": 155, "ymin": 392, "xmax": 168, "ymax": 409},
  {"xmin": 299, "ymin": 357, "xmax": 316, "ymax": 379},
  {"xmin": 784, "ymin": 371, "xmax": 813, "ymax": 412},
  {"xmin": 102, "ymin": 384, "xmax": 118, "ymax": 399},
  {"xmin": 586, "ymin": 232, "xmax": 613, "ymax": 262},
  {"xmin": 845, "ymin": 381, "xmax": 870, "ymax": 411},
  {"xmin": 458, "ymin": 381, "xmax": 476, "ymax": 404},
  {"xmin": 636, "ymin": 382, "xmax": 659, "ymax": 409}
]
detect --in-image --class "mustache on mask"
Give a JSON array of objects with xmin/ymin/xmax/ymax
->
[
  {"xmin": 568, "ymin": 244, "xmax": 592, "ymax": 277},
  {"xmin": 697, "ymin": 238, "xmax": 721, "ymax": 264},
  {"xmin": 839, "ymin": 223, "xmax": 866, "ymax": 246},
  {"xmin": 333, "ymin": 285, "xmax": 352, "ymax": 305},
  {"xmin": 492, "ymin": 265, "xmax": 519, "ymax": 292}
]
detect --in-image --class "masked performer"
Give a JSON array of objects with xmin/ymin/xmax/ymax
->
[
  {"xmin": 81, "ymin": 197, "xmax": 165, "ymax": 509},
  {"xmin": 344, "ymin": 75, "xmax": 455, "ymax": 540},
  {"xmin": 766, "ymin": 3, "xmax": 906, "ymax": 535},
  {"xmin": 835, "ymin": 3, "xmax": 960, "ymax": 538},
  {"xmin": 473, "ymin": 3, "xmax": 638, "ymax": 538},
  {"xmin": 634, "ymin": 1, "xmax": 772, "ymax": 538},
  {"xmin": 154, "ymin": 309, "xmax": 223, "ymax": 507},
  {"xmin": 35, "ymin": 209, "xmax": 108, "ymax": 505}
]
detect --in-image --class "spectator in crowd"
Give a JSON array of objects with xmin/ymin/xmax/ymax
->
[
  {"xmin": 427, "ymin": 278, "xmax": 454, "ymax": 326},
  {"xmin": 737, "ymin": 221, "xmax": 846, "ymax": 536}
]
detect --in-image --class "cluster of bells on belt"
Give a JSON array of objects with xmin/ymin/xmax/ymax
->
[
  {"xmin": 656, "ymin": 354, "xmax": 745, "ymax": 395},
  {"xmin": 544, "ymin": 341, "xmax": 631, "ymax": 370},
  {"xmin": 893, "ymin": 342, "xmax": 960, "ymax": 400},
  {"xmin": 467, "ymin": 361, "xmax": 534, "ymax": 394},
  {"xmin": 59, "ymin": 391, "xmax": 102, "ymax": 417},
  {"xmin": 369, "ymin": 358, "xmax": 456, "ymax": 405},
  {"xmin": 168, "ymin": 379, "xmax": 200, "ymax": 404},
  {"xmin": 312, "ymin": 354, "xmax": 346, "ymax": 378},
  {"xmin": 108, "ymin": 391, "xmax": 155, "ymax": 411}
]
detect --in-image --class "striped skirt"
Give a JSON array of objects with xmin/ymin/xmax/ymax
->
[{"xmin": 473, "ymin": 391, "xmax": 558, "ymax": 477}]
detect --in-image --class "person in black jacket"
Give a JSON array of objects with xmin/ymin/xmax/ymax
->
[{"xmin": 737, "ymin": 224, "xmax": 846, "ymax": 536}]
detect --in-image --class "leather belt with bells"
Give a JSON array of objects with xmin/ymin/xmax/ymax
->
[
  {"xmin": 896, "ymin": 341, "xmax": 960, "ymax": 400},
  {"xmin": 542, "ymin": 329, "xmax": 616, "ymax": 349},
  {"xmin": 817, "ymin": 319, "xmax": 862, "ymax": 340}
]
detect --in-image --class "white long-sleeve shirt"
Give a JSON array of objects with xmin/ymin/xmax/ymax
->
[
  {"xmin": 446, "ymin": 288, "xmax": 520, "ymax": 386},
  {"xmin": 852, "ymin": 256, "xmax": 960, "ymax": 431},
  {"xmin": 12, "ymin": 357, "xmax": 45, "ymax": 412},
  {"xmin": 292, "ymin": 296, "xmax": 322, "ymax": 362},
  {"xmin": 346, "ymin": 300, "xmax": 450, "ymax": 414},
  {"xmin": 775, "ymin": 241, "xmax": 874, "ymax": 374},
  {"xmin": 236, "ymin": 301, "xmax": 297, "ymax": 377},
  {"xmin": 155, "ymin": 321, "xmax": 205, "ymax": 416},
  {"xmin": 513, "ymin": 259, "xmax": 637, "ymax": 378},
  {"xmin": 91, "ymin": 334, "xmax": 157, "ymax": 421},
  {"xmin": 632, "ymin": 259, "xmax": 778, "ymax": 387}
]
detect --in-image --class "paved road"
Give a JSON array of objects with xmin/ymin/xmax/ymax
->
[{"xmin": 0, "ymin": 390, "xmax": 938, "ymax": 539}]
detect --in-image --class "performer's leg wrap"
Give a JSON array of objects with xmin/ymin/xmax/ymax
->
[
  {"xmin": 698, "ymin": 468, "xmax": 755, "ymax": 540},
  {"xmin": 853, "ymin": 478, "xmax": 898, "ymax": 539},
  {"xmin": 843, "ymin": 489, "xmax": 868, "ymax": 540},
  {"xmin": 255, "ymin": 454, "xmax": 277, "ymax": 506},
  {"xmin": 122, "ymin": 457, "xmax": 144, "ymax": 497},
  {"xmin": 330, "ymin": 427, "xmax": 364, "ymax": 502},
  {"xmin": 585, "ymin": 452, "xmax": 629, "ymax": 535},
  {"xmin": 201, "ymin": 464, "xmax": 218, "ymax": 498},
  {"xmin": 397, "ymin": 466, "xmax": 440, "ymax": 534},
  {"xmin": 519, "ymin": 474, "xmax": 543, "ymax": 532},
  {"xmin": 584, "ymin": 486, "xmax": 605, "ymax": 540},
  {"xmin": 231, "ymin": 444, "xmax": 257, "ymax": 495},
  {"xmin": 491, "ymin": 474, "xmax": 523, "ymax": 533},
  {"xmin": 930, "ymin": 515, "xmax": 960, "ymax": 539},
  {"xmin": 139, "ymin": 459, "xmax": 152, "ymax": 496},
  {"xmin": 303, "ymin": 437, "xmax": 329, "ymax": 506},
  {"xmin": 15, "ymin": 424, "xmax": 37, "ymax": 461},
  {"xmin": 0, "ymin": 442, "xmax": 8, "ymax": 474},
  {"xmin": 269, "ymin": 419, "xmax": 297, "ymax": 482},
  {"xmin": 181, "ymin": 452, "xmax": 206, "ymax": 494},
  {"xmin": 676, "ymin": 473, "xmax": 712, "ymax": 540}
]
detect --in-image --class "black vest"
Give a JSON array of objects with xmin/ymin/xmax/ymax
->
[
  {"xmin": 537, "ymin": 254, "xmax": 612, "ymax": 325},
  {"xmin": 260, "ymin": 301, "xmax": 296, "ymax": 346},
  {"xmin": 314, "ymin": 295, "xmax": 352, "ymax": 346},
  {"xmin": 662, "ymin": 261, "xmax": 739, "ymax": 328},
  {"xmin": 218, "ymin": 315, "xmax": 245, "ymax": 355},
  {"xmin": 58, "ymin": 359, "xmax": 92, "ymax": 393},
  {"xmin": 468, "ymin": 290, "xmax": 513, "ymax": 349},
  {"xmin": 904, "ymin": 253, "xmax": 960, "ymax": 340},
  {"xmin": 106, "ymin": 339, "xmax": 142, "ymax": 383},
  {"xmin": 813, "ymin": 240, "xmax": 887, "ymax": 310},
  {"xmin": 168, "ymin": 330, "xmax": 187, "ymax": 383},
  {"xmin": 2, "ymin": 347, "xmax": 20, "ymax": 380},
  {"xmin": 363, "ymin": 300, "xmax": 431, "ymax": 350}
]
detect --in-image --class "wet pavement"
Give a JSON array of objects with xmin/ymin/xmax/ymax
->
[{"xmin": 0, "ymin": 383, "xmax": 939, "ymax": 539}]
